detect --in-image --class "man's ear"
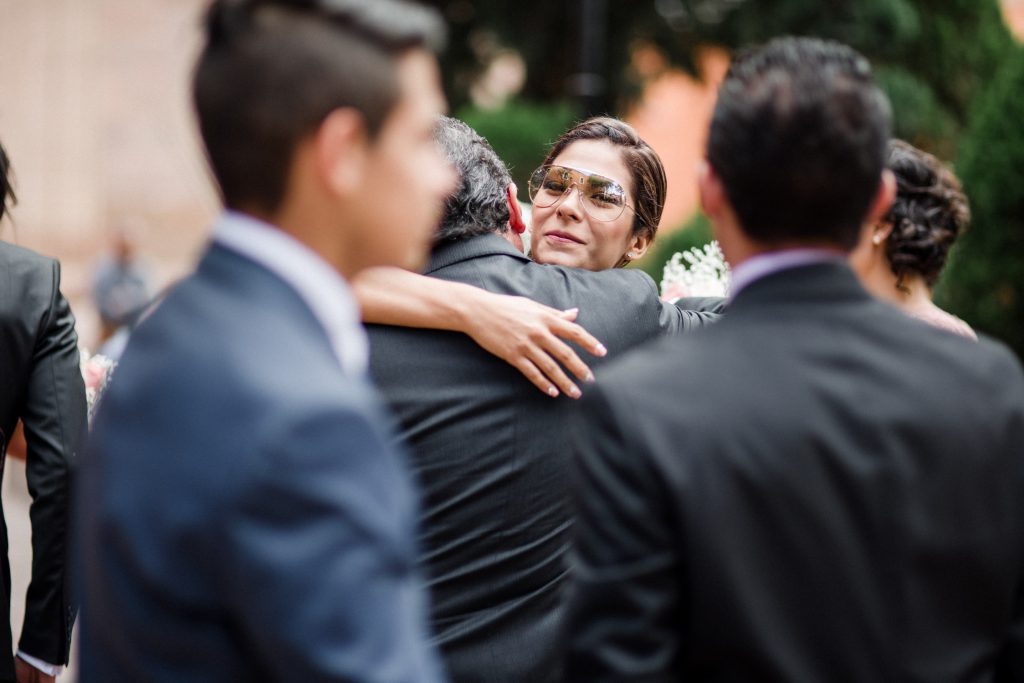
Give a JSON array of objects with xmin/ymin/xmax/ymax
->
[
  {"xmin": 865, "ymin": 169, "xmax": 896, "ymax": 226},
  {"xmin": 315, "ymin": 108, "xmax": 368, "ymax": 196},
  {"xmin": 506, "ymin": 183, "xmax": 526, "ymax": 234},
  {"xmin": 697, "ymin": 160, "xmax": 726, "ymax": 219}
]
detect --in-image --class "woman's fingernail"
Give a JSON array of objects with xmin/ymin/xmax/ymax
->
[
  {"xmin": 595, "ymin": 343, "xmax": 607, "ymax": 356},
  {"xmin": 548, "ymin": 386, "xmax": 559, "ymax": 397},
  {"xmin": 569, "ymin": 386, "xmax": 582, "ymax": 399}
]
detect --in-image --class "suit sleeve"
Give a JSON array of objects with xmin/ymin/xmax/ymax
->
[
  {"xmin": 18, "ymin": 259, "xmax": 85, "ymax": 665},
  {"xmin": 996, "ymin": 355, "xmax": 1024, "ymax": 681},
  {"xmin": 659, "ymin": 298, "xmax": 722, "ymax": 334},
  {"xmin": 224, "ymin": 405, "xmax": 445, "ymax": 683},
  {"xmin": 566, "ymin": 383, "xmax": 682, "ymax": 682},
  {"xmin": 675, "ymin": 296, "xmax": 728, "ymax": 315}
]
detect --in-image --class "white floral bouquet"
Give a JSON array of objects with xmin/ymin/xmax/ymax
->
[
  {"xmin": 660, "ymin": 240, "xmax": 732, "ymax": 301},
  {"xmin": 80, "ymin": 348, "xmax": 116, "ymax": 420}
]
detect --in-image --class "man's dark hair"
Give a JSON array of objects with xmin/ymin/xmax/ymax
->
[
  {"xmin": 433, "ymin": 116, "xmax": 512, "ymax": 243},
  {"xmin": 707, "ymin": 37, "xmax": 892, "ymax": 250},
  {"xmin": 884, "ymin": 139, "xmax": 970, "ymax": 288},
  {"xmin": 194, "ymin": 0, "xmax": 444, "ymax": 214},
  {"xmin": 0, "ymin": 141, "xmax": 15, "ymax": 222}
]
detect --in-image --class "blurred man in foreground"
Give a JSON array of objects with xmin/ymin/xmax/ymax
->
[{"xmin": 76, "ymin": 1, "xmax": 455, "ymax": 681}]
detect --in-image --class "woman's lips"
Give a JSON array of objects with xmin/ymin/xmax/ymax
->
[{"xmin": 544, "ymin": 231, "xmax": 584, "ymax": 245}]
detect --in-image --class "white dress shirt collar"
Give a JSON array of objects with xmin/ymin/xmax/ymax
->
[
  {"xmin": 729, "ymin": 248, "xmax": 846, "ymax": 301},
  {"xmin": 212, "ymin": 211, "xmax": 368, "ymax": 376}
]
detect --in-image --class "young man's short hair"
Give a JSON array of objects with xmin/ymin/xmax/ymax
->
[{"xmin": 194, "ymin": 0, "xmax": 444, "ymax": 214}]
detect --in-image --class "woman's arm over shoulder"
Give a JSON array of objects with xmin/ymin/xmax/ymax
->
[{"xmin": 354, "ymin": 267, "xmax": 606, "ymax": 398}]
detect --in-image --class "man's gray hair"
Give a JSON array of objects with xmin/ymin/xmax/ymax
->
[{"xmin": 433, "ymin": 116, "xmax": 513, "ymax": 243}]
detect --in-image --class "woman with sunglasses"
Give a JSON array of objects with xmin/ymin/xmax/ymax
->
[
  {"xmin": 356, "ymin": 117, "xmax": 721, "ymax": 396},
  {"xmin": 526, "ymin": 117, "xmax": 663, "ymax": 271}
]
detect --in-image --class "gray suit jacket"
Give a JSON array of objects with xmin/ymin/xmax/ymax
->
[
  {"xmin": 77, "ymin": 244, "xmax": 444, "ymax": 683},
  {"xmin": 568, "ymin": 262, "xmax": 1024, "ymax": 682},
  {"xmin": 367, "ymin": 233, "xmax": 717, "ymax": 683}
]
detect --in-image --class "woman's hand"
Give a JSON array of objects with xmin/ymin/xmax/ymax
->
[{"xmin": 462, "ymin": 294, "xmax": 606, "ymax": 399}]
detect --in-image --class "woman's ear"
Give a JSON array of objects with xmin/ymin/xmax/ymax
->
[
  {"xmin": 624, "ymin": 230, "xmax": 653, "ymax": 263},
  {"xmin": 506, "ymin": 183, "xmax": 526, "ymax": 234},
  {"xmin": 871, "ymin": 220, "xmax": 894, "ymax": 247}
]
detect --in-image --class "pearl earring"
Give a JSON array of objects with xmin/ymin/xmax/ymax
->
[
  {"xmin": 627, "ymin": 251, "xmax": 636, "ymax": 259},
  {"xmin": 872, "ymin": 235, "xmax": 883, "ymax": 246}
]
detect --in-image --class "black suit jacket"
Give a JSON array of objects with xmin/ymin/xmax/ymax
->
[
  {"xmin": 567, "ymin": 262, "xmax": 1024, "ymax": 682},
  {"xmin": 368, "ymin": 233, "xmax": 718, "ymax": 683},
  {"xmin": 0, "ymin": 242, "xmax": 84, "ymax": 678}
]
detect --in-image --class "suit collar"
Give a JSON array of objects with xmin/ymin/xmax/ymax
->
[
  {"xmin": 208, "ymin": 212, "xmax": 367, "ymax": 376},
  {"xmin": 426, "ymin": 233, "xmax": 530, "ymax": 274},
  {"xmin": 728, "ymin": 261, "xmax": 871, "ymax": 312}
]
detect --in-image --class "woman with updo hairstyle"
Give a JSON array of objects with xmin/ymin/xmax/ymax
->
[{"xmin": 850, "ymin": 139, "xmax": 976, "ymax": 339}]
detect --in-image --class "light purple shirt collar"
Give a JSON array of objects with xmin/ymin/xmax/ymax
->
[{"xmin": 729, "ymin": 248, "xmax": 846, "ymax": 301}]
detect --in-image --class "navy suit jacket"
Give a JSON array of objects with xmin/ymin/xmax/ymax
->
[{"xmin": 77, "ymin": 244, "xmax": 444, "ymax": 682}]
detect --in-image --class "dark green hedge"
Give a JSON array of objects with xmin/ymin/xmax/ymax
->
[{"xmin": 938, "ymin": 46, "xmax": 1024, "ymax": 358}]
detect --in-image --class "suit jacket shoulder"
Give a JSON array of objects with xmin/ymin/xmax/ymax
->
[{"xmin": 426, "ymin": 235, "xmax": 712, "ymax": 357}]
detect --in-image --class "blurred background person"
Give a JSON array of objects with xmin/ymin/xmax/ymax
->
[
  {"xmin": 850, "ymin": 139, "xmax": 975, "ymax": 339},
  {"xmin": 0, "ymin": 140, "xmax": 85, "ymax": 683},
  {"xmin": 91, "ymin": 225, "xmax": 153, "ymax": 361}
]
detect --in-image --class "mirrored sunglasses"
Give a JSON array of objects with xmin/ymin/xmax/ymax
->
[{"xmin": 527, "ymin": 165, "xmax": 634, "ymax": 222}]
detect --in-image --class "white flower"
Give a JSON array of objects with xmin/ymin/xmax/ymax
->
[{"xmin": 660, "ymin": 240, "xmax": 732, "ymax": 300}]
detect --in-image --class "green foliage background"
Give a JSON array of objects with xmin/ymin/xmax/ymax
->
[
  {"xmin": 455, "ymin": 101, "xmax": 576, "ymax": 201},
  {"xmin": 938, "ymin": 46, "xmax": 1024, "ymax": 354}
]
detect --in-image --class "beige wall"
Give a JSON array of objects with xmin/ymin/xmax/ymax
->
[{"xmin": 0, "ymin": 0, "xmax": 218, "ymax": 347}]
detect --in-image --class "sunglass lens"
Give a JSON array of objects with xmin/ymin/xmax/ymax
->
[
  {"xmin": 529, "ymin": 167, "xmax": 571, "ymax": 207},
  {"xmin": 583, "ymin": 176, "xmax": 626, "ymax": 221}
]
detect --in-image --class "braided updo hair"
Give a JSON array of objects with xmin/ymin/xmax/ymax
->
[{"xmin": 884, "ymin": 139, "xmax": 970, "ymax": 288}]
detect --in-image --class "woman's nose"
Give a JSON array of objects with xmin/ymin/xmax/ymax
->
[{"xmin": 556, "ymin": 186, "xmax": 585, "ymax": 221}]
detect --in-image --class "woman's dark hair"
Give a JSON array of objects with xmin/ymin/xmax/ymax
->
[
  {"xmin": 540, "ymin": 117, "xmax": 666, "ymax": 244},
  {"xmin": 884, "ymin": 139, "xmax": 970, "ymax": 288},
  {"xmin": 194, "ymin": 0, "xmax": 443, "ymax": 214},
  {"xmin": 0, "ymin": 141, "xmax": 15, "ymax": 222}
]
